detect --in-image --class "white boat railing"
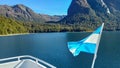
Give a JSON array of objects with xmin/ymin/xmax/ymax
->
[{"xmin": 0, "ymin": 55, "xmax": 56, "ymax": 68}]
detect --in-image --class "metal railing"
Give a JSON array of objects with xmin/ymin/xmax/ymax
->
[{"xmin": 0, "ymin": 55, "xmax": 56, "ymax": 68}]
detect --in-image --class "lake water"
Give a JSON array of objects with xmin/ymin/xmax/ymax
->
[{"xmin": 0, "ymin": 32, "xmax": 120, "ymax": 68}]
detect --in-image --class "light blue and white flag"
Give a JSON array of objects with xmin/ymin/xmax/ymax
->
[{"xmin": 68, "ymin": 23, "xmax": 104, "ymax": 56}]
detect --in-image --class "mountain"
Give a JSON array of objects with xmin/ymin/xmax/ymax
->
[
  {"xmin": 39, "ymin": 14, "xmax": 65, "ymax": 22},
  {"xmin": 0, "ymin": 4, "xmax": 46, "ymax": 23},
  {"xmin": 0, "ymin": 4, "xmax": 64, "ymax": 23},
  {"xmin": 60, "ymin": 0, "xmax": 120, "ymax": 25}
]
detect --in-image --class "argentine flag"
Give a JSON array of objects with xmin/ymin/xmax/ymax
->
[{"xmin": 68, "ymin": 23, "xmax": 104, "ymax": 56}]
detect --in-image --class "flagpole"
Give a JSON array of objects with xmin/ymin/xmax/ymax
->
[{"xmin": 91, "ymin": 23, "xmax": 104, "ymax": 68}]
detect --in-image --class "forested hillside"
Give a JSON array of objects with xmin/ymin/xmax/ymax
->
[
  {"xmin": 0, "ymin": 16, "xmax": 28, "ymax": 35},
  {"xmin": 1, "ymin": 15, "xmax": 119, "ymax": 35},
  {"xmin": 0, "ymin": 16, "xmax": 94, "ymax": 35}
]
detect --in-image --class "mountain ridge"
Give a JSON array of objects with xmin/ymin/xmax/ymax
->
[{"xmin": 0, "ymin": 4, "xmax": 65, "ymax": 23}]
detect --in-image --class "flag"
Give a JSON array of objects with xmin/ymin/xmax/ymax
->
[{"xmin": 68, "ymin": 23, "xmax": 104, "ymax": 56}]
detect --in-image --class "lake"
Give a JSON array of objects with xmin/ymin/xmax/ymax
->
[{"xmin": 0, "ymin": 32, "xmax": 120, "ymax": 68}]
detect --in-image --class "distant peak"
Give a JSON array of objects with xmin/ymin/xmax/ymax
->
[
  {"xmin": 14, "ymin": 4, "xmax": 25, "ymax": 7},
  {"xmin": 13, "ymin": 4, "xmax": 27, "ymax": 9},
  {"xmin": 12, "ymin": 4, "xmax": 29, "ymax": 12}
]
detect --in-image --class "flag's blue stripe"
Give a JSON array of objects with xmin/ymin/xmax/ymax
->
[
  {"xmin": 68, "ymin": 42, "xmax": 79, "ymax": 49},
  {"xmin": 79, "ymin": 43, "xmax": 96, "ymax": 54},
  {"xmin": 68, "ymin": 42, "xmax": 96, "ymax": 56},
  {"xmin": 93, "ymin": 26, "xmax": 102, "ymax": 34}
]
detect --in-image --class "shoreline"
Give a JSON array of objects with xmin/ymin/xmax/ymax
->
[
  {"xmin": 0, "ymin": 33, "xmax": 30, "ymax": 37},
  {"xmin": 0, "ymin": 31, "xmax": 119, "ymax": 37}
]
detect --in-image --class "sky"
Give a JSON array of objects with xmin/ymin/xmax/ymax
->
[{"xmin": 0, "ymin": 0, "xmax": 72, "ymax": 15}]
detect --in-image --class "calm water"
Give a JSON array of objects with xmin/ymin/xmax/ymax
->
[{"xmin": 0, "ymin": 32, "xmax": 120, "ymax": 68}]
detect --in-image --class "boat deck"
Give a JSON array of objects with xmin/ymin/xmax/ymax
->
[
  {"xmin": 0, "ymin": 61, "xmax": 20, "ymax": 68},
  {"xmin": 0, "ymin": 55, "xmax": 56, "ymax": 68}
]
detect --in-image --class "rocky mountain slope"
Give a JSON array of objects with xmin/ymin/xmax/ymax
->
[
  {"xmin": 40, "ymin": 14, "xmax": 65, "ymax": 22},
  {"xmin": 0, "ymin": 4, "xmax": 65, "ymax": 23},
  {"xmin": 60, "ymin": 0, "xmax": 120, "ymax": 25}
]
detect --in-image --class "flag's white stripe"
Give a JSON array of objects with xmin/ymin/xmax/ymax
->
[
  {"xmin": 84, "ymin": 34, "xmax": 99, "ymax": 44},
  {"xmin": 70, "ymin": 48, "xmax": 76, "ymax": 54}
]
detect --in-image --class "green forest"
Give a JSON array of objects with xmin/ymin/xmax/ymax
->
[
  {"xmin": 0, "ymin": 16, "xmax": 28, "ymax": 35},
  {"xmin": 0, "ymin": 16, "xmax": 120, "ymax": 35},
  {"xmin": 0, "ymin": 16, "xmax": 96, "ymax": 35}
]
